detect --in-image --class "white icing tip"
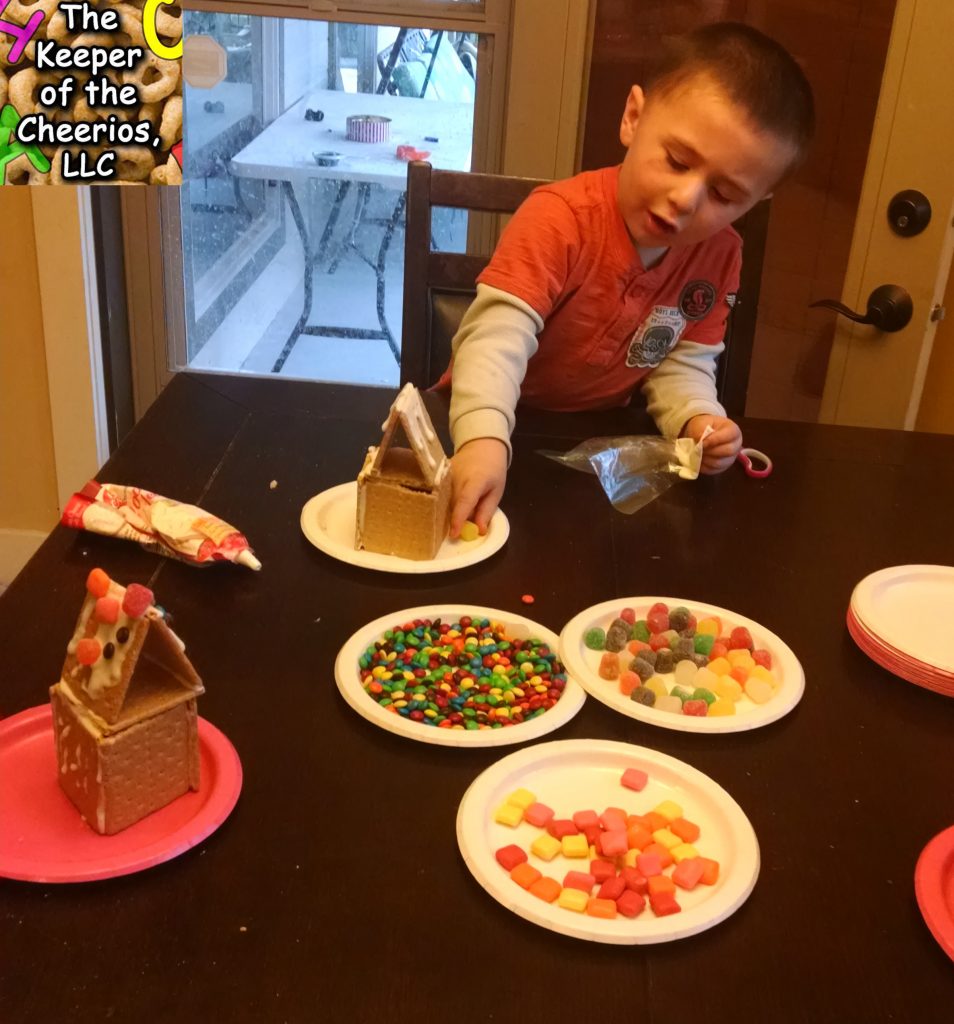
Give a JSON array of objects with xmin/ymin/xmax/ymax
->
[{"xmin": 237, "ymin": 550, "xmax": 261, "ymax": 570}]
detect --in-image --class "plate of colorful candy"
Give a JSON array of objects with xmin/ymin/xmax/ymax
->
[
  {"xmin": 334, "ymin": 606, "xmax": 586, "ymax": 746},
  {"xmin": 301, "ymin": 483, "xmax": 509, "ymax": 574},
  {"xmin": 559, "ymin": 598, "xmax": 804, "ymax": 733},
  {"xmin": 456, "ymin": 738, "xmax": 759, "ymax": 943}
]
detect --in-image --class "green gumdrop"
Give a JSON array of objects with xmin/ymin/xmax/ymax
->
[
  {"xmin": 692, "ymin": 687, "xmax": 718, "ymax": 705},
  {"xmin": 670, "ymin": 685, "xmax": 694, "ymax": 703},
  {"xmin": 631, "ymin": 620, "xmax": 651, "ymax": 642},
  {"xmin": 694, "ymin": 633, "xmax": 715, "ymax": 656},
  {"xmin": 584, "ymin": 627, "xmax": 606, "ymax": 650}
]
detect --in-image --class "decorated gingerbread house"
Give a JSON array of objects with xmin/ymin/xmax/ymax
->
[
  {"xmin": 49, "ymin": 570, "xmax": 204, "ymax": 835},
  {"xmin": 355, "ymin": 383, "xmax": 452, "ymax": 561}
]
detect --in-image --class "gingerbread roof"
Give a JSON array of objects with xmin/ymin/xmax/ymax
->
[
  {"xmin": 365, "ymin": 383, "xmax": 448, "ymax": 489},
  {"xmin": 58, "ymin": 571, "xmax": 203, "ymax": 733}
]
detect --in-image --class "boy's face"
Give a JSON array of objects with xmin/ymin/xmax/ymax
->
[{"xmin": 617, "ymin": 75, "xmax": 797, "ymax": 251}]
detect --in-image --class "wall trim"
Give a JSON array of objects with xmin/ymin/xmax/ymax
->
[{"xmin": 31, "ymin": 188, "xmax": 110, "ymax": 513}]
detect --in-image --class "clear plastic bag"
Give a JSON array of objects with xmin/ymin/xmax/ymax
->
[{"xmin": 540, "ymin": 433, "xmax": 706, "ymax": 514}]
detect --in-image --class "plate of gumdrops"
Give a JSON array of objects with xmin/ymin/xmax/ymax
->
[{"xmin": 559, "ymin": 598, "xmax": 804, "ymax": 733}]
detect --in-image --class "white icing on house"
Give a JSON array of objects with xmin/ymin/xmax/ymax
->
[{"xmin": 368, "ymin": 383, "xmax": 448, "ymax": 488}]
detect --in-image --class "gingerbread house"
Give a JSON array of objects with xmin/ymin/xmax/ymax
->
[
  {"xmin": 49, "ymin": 570, "xmax": 204, "ymax": 835},
  {"xmin": 355, "ymin": 383, "xmax": 452, "ymax": 560}
]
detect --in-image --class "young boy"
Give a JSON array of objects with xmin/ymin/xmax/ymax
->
[{"xmin": 443, "ymin": 22, "xmax": 814, "ymax": 535}]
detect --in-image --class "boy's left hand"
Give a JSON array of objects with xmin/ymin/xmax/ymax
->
[{"xmin": 681, "ymin": 415, "xmax": 743, "ymax": 475}]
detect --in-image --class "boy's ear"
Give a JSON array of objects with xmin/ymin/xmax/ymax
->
[{"xmin": 619, "ymin": 85, "xmax": 645, "ymax": 147}]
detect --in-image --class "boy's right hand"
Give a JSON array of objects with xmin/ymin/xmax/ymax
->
[{"xmin": 449, "ymin": 438, "xmax": 509, "ymax": 538}]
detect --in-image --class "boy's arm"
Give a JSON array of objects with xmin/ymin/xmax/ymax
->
[
  {"xmin": 449, "ymin": 283, "xmax": 543, "ymax": 457},
  {"xmin": 640, "ymin": 339, "xmax": 726, "ymax": 440}
]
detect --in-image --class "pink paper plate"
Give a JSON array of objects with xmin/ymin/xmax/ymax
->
[
  {"xmin": 915, "ymin": 824, "xmax": 954, "ymax": 962},
  {"xmin": 0, "ymin": 705, "xmax": 242, "ymax": 883},
  {"xmin": 913, "ymin": 823, "xmax": 953, "ymax": 958}
]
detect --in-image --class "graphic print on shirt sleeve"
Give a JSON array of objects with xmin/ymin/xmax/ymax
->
[
  {"xmin": 625, "ymin": 306, "xmax": 687, "ymax": 368},
  {"xmin": 679, "ymin": 280, "xmax": 718, "ymax": 320}
]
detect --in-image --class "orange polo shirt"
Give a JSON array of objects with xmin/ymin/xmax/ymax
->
[{"xmin": 444, "ymin": 164, "xmax": 741, "ymax": 412}]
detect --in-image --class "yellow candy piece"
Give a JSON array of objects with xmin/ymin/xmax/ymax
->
[
  {"xmin": 562, "ymin": 834, "xmax": 589, "ymax": 858},
  {"xmin": 653, "ymin": 800, "xmax": 683, "ymax": 822},
  {"xmin": 726, "ymin": 649, "xmax": 755, "ymax": 669},
  {"xmin": 651, "ymin": 828, "xmax": 682, "ymax": 850},
  {"xmin": 708, "ymin": 656, "xmax": 732, "ymax": 676},
  {"xmin": 671, "ymin": 843, "xmax": 699, "ymax": 863},
  {"xmin": 750, "ymin": 665, "xmax": 776, "ymax": 685},
  {"xmin": 697, "ymin": 618, "xmax": 720, "ymax": 636},
  {"xmin": 745, "ymin": 677, "xmax": 774, "ymax": 704},
  {"xmin": 558, "ymin": 888, "xmax": 589, "ymax": 912},
  {"xmin": 644, "ymin": 675, "xmax": 668, "ymax": 699},
  {"xmin": 506, "ymin": 788, "xmax": 536, "ymax": 810},
  {"xmin": 713, "ymin": 676, "xmax": 743, "ymax": 702},
  {"xmin": 623, "ymin": 848, "xmax": 639, "ymax": 867},
  {"xmin": 531, "ymin": 834, "xmax": 563, "ymax": 861},
  {"xmin": 708, "ymin": 696, "xmax": 737, "ymax": 716},
  {"xmin": 494, "ymin": 802, "xmax": 524, "ymax": 827},
  {"xmin": 459, "ymin": 521, "xmax": 480, "ymax": 542}
]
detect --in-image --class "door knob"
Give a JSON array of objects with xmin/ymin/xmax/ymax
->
[{"xmin": 809, "ymin": 284, "xmax": 913, "ymax": 333}]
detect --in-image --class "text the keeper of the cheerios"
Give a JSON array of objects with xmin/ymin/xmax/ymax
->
[{"xmin": 35, "ymin": 41, "xmax": 144, "ymax": 74}]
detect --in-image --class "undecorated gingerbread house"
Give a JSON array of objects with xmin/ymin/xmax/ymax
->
[
  {"xmin": 50, "ymin": 570, "xmax": 204, "ymax": 835},
  {"xmin": 355, "ymin": 383, "xmax": 452, "ymax": 560}
]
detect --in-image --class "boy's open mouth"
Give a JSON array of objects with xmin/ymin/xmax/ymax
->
[{"xmin": 648, "ymin": 212, "xmax": 677, "ymax": 235}]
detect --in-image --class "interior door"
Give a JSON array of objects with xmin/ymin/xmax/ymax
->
[{"xmin": 820, "ymin": 0, "xmax": 954, "ymax": 430}]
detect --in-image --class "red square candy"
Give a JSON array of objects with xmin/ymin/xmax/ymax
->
[
  {"xmin": 590, "ymin": 859, "xmax": 616, "ymax": 884},
  {"xmin": 495, "ymin": 845, "xmax": 527, "ymax": 871},
  {"xmin": 598, "ymin": 830, "xmax": 628, "ymax": 858},
  {"xmin": 621, "ymin": 768, "xmax": 648, "ymax": 791},
  {"xmin": 523, "ymin": 802, "xmax": 555, "ymax": 827},
  {"xmin": 582, "ymin": 824, "xmax": 602, "ymax": 846},
  {"xmin": 621, "ymin": 867, "xmax": 648, "ymax": 894},
  {"xmin": 572, "ymin": 809, "xmax": 599, "ymax": 829},
  {"xmin": 563, "ymin": 871, "xmax": 596, "ymax": 893},
  {"xmin": 600, "ymin": 808, "xmax": 628, "ymax": 832},
  {"xmin": 636, "ymin": 852, "xmax": 662, "ymax": 877},
  {"xmin": 649, "ymin": 891, "xmax": 682, "ymax": 917},
  {"xmin": 672, "ymin": 857, "xmax": 705, "ymax": 891},
  {"xmin": 616, "ymin": 890, "xmax": 646, "ymax": 918},
  {"xmin": 547, "ymin": 819, "xmax": 579, "ymax": 839},
  {"xmin": 598, "ymin": 875, "xmax": 626, "ymax": 901}
]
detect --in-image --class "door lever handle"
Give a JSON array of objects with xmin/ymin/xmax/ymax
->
[{"xmin": 809, "ymin": 284, "xmax": 913, "ymax": 333}]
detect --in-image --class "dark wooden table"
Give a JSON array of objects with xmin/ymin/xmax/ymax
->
[{"xmin": 2, "ymin": 372, "xmax": 953, "ymax": 1022}]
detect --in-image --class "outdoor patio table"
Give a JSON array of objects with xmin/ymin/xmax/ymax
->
[{"xmin": 230, "ymin": 90, "xmax": 474, "ymax": 371}]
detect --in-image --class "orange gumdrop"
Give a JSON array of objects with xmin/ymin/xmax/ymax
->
[
  {"xmin": 730, "ymin": 665, "xmax": 750, "ymax": 684},
  {"xmin": 86, "ymin": 568, "xmax": 110, "ymax": 598},
  {"xmin": 76, "ymin": 638, "xmax": 101, "ymax": 665}
]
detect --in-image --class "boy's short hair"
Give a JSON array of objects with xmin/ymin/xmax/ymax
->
[{"xmin": 645, "ymin": 22, "xmax": 815, "ymax": 169}]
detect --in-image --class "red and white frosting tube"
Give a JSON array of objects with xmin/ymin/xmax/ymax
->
[{"xmin": 62, "ymin": 481, "xmax": 261, "ymax": 570}]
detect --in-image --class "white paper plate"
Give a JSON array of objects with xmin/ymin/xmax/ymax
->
[
  {"xmin": 559, "ymin": 597, "xmax": 804, "ymax": 733},
  {"xmin": 456, "ymin": 739, "xmax": 759, "ymax": 943},
  {"xmin": 335, "ymin": 605, "xmax": 586, "ymax": 747},
  {"xmin": 300, "ymin": 482, "xmax": 509, "ymax": 573},
  {"xmin": 851, "ymin": 566, "xmax": 954, "ymax": 674}
]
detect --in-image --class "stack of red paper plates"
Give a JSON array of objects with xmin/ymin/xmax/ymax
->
[{"xmin": 847, "ymin": 566, "xmax": 954, "ymax": 696}]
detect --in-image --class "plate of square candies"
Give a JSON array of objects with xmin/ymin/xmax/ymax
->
[
  {"xmin": 559, "ymin": 598, "xmax": 804, "ymax": 733},
  {"xmin": 456, "ymin": 738, "xmax": 759, "ymax": 943}
]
